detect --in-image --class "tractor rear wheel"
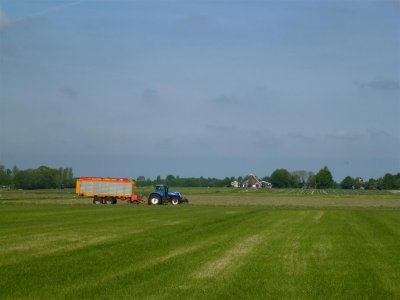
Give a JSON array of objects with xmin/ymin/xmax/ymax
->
[
  {"xmin": 149, "ymin": 195, "xmax": 161, "ymax": 205},
  {"xmin": 171, "ymin": 198, "xmax": 180, "ymax": 206}
]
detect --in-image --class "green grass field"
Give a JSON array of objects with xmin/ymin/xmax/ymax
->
[{"xmin": 1, "ymin": 188, "xmax": 400, "ymax": 299}]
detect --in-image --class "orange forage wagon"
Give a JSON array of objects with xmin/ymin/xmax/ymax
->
[{"xmin": 76, "ymin": 177, "xmax": 143, "ymax": 204}]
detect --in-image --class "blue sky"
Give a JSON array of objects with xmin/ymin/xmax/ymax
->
[{"xmin": 0, "ymin": 0, "xmax": 399, "ymax": 180}]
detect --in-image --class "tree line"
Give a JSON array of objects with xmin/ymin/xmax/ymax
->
[
  {"xmin": 1, "ymin": 164, "xmax": 398, "ymax": 190},
  {"xmin": 0, "ymin": 165, "xmax": 75, "ymax": 189},
  {"xmin": 136, "ymin": 166, "xmax": 400, "ymax": 190},
  {"xmin": 340, "ymin": 173, "xmax": 400, "ymax": 190},
  {"xmin": 267, "ymin": 167, "xmax": 400, "ymax": 189}
]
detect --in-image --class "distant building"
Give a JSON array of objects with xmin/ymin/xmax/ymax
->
[
  {"xmin": 231, "ymin": 174, "xmax": 272, "ymax": 189},
  {"xmin": 241, "ymin": 174, "xmax": 261, "ymax": 188},
  {"xmin": 261, "ymin": 181, "xmax": 272, "ymax": 188},
  {"xmin": 231, "ymin": 181, "xmax": 240, "ymax": 188}
]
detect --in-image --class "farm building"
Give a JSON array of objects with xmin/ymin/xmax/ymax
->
[
  {"xmin": 241, "ymin": 174, "xmax": 262, "ymax": 188},
  {"xmin": 261, "ymin": 181, "xmax": 273, "ymax": 188},
  {"xmin": 231, "ymin": 181, "xmax": 241, "ymax": 188},
  {"xmin": 232, "ymin": 174, "xmax": 272, "ymax": 189}
]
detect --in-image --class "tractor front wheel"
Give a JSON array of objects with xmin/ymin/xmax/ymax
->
[{"xmin": 171, "ymin": 198, "xmax": 180, "ymax": 206}]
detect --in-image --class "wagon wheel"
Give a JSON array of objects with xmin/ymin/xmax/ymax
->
[{"xmin": 93, "ymin": 197, "xmax": 102, "ymax": 205}]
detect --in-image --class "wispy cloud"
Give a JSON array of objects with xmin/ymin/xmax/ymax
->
[
  {"xmin": 27, "ymin": 1, "xmax": 81, "ymax": 18},
  {"xmin": 286, "ymin": 132, "xmax": 315, "ymax": 142},
  {"xmin": 0, "ymin": 8, "xmax": 10, "ymax": 30},
  {"xmin": 0, "ymin": 41, "xmax": 17, "ymax": 57},
  {"xmin": 326, "ymin": 129, "xmax": 400, "ymax": 145},
  {"xmin": 212, "ymin": 95, "xmax": 240, "ymax": 105},
  {"xmin": 142, "ymin": 88, "xmax": 160, "ymax": 104},
  {"xmin": 355, "ymin": 78, "xmax": 400, "ymax": 90},
  {"xmin": 182, "ymin": 15, "xmax": 214, "ymax": 25},
  {"xmin": 11, "ymin": 1, "xmax": 82, "ymax": 24},
  {"xmin": 58, "ymin": 87, "xmax": 79, "ymax": 98},
  {"xmin": 327, "ymin": 130, "xmax": 362, "ymax": 140}
]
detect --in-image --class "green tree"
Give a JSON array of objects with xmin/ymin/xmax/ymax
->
[
  {"xmin": 340, "ymin": 176, "xmax": 355, "ymax": 189},
  {"xmin": 289, "ymin": 172, "xmax": 303, "ymax": 188},
  {"xmin": 291, "ymin": 170, "xmax": 313, "ymax": 186},
  {"xmin": 54, "ymin": 168, "xmax": 63, "ymax": 188},
  {"xmin": 307, "ymin": 174, "xmax": 317, "ymax": 188},
  {"xmin": 382, "ymin": 173, "xmax": 396, "ymax": 189},
  {"xmin": 221, "ymin": 177, "xmax": 231, "ymax": 187},
  {"xmin": 11, "ymin": 165, "xmax": 19, "ymax": 183},
  {"xmin": 315, "ymin": 166, "xmax": 334, "ymax": 188},
  {"xmin": 0, "ymin": 165, "xmax": 11, "ymax": 186},
  {"xmin": 136, "ymin": 176, "xmax": 145, "ymax": 182},
  {"xmin": 396, "ymin": 173, "xmax": 400, "ymax": 189},
  {"xmin": 166, "ymin": 174, "xmax": 175, "ymax": 182},
  {"xmin": 270, "ymin": 169, "xmax": 292, "ymax": 188},
  {"xmin": 364, "ymin": 178, "xmax": 378, "ymax": 190},
  {"xmin": 14, "ymin": 169, "xmax": 35, "ymax": 189},
  {"xmin": 63, "ymin": 168, "xmax": 74, "ymax": 188}
]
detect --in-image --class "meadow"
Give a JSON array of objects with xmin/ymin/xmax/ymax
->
[{"xmin": 0, "ymin": 188, "xmax": 399, "ymax": 299}]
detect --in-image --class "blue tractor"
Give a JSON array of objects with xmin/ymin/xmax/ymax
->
[{"xmin": 148, "ymin": 184, "xmax": 188, "ymax": 205}]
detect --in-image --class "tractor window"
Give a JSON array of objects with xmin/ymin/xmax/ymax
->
[{"xmin": 156, "ymin": 185, "xmax": 165, "ymax": 196}]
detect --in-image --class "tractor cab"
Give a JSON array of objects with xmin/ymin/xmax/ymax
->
[{"xmin": 155, "ymin": 184, "xmax": 168, "ymax": 198}]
